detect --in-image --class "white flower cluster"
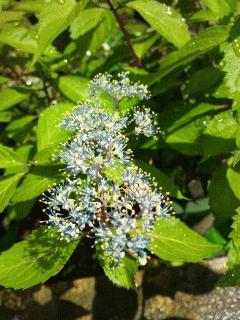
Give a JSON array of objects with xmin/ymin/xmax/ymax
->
[
  {"xmin": 89, "ymin": 72, "xmax": 150, "ymax": 101},
  {"xmin": 42, "ymin": 73, "xmax": 171, "ymax": 266}
]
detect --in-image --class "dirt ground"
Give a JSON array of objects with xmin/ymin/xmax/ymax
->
[{"xmin": 0, "ymin": 257, "xmax": 240, "ymax": 320}]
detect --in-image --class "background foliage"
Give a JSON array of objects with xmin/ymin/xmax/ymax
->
[{"xmin": 0, "ymin": 0, "xmax": 240, "ymax": 289}]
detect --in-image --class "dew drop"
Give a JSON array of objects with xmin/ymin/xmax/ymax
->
[
  {"xmin": 86, "ymin": 50, "xmax": 91, "ymax": 56},
  {"xmin": 166, "ymin": 6, "xmax": 173, "ymax": 15}
]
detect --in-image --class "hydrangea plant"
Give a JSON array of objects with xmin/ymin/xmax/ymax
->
[
  {"xmin": 0, "ymin": 73, "xmax": 222, "ymax": 290},
  {"xmin": 42, "ymin": 72, "xmax": 171, "ymax": 267}
]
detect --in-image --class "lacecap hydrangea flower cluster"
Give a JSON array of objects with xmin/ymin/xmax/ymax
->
[{"xmin": 42, "ymin": 72, "xmax": 172, "ymax": 266}]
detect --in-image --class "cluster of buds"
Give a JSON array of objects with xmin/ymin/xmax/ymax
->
[{"xmin": 42, "ymin": 72, "xmax": 171, "ymax": 266}]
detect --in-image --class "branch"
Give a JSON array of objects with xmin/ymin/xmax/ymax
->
[{"xmin": 107, "ymin": 0, "xmax": 142, "ymax": 68}]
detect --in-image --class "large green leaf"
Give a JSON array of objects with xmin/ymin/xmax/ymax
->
[
  {"xmin": 5, "ymin": 115, "xmax": 35, "ymax": 133},
  {"xmin": 209, "ymin": 164, "xmax": 239, "ymax": 227},
  {"xmin": 159, "ymin": 102, "xmax": 215, "ymax": 155},
  {"xmin": 150, "ymin": 218, "xmax": 221, "ymax": 262},
  {"xmin": 186, "ymin": 67, "xmax": 223, "ymax": 95},
  {"xmin": 151, "ymin": 25, "xmax": 229, "ymax": 84},
  {"xmin": 0, "ymin": 10, "xmax": 25, "ymax": 24},
  {"xmin": 0, "ymin": 144, "xmax": 25, "ymax": 169},
  {"xmin": 201, "ymin": 110, "xmax": 237, "ymax": 159},
  {"xmin": 0, "ymin": 111, "xmax": 13, "ymax": 123},
  {"xmin": 0, "ymin": 88, "xmax": 29, "ymax": 111},
  {"xmin": 0, "ymin": 24, "xmax": 59, "ymax": 56},
  {"xmin": 227, "ymin": 163, "xmax": 240, "ymax": 200},
  {"xmin": 8, "ymin": 199, "xmax": 35, "ymax": 221},
  {"xmin": 32, "ymin": 0, "xmax": 77, "ymax": 64},
  {"xmin": 34, "ymin": 145, "xmax": 59, "ymax": 164},
  {"xmin": 4, "ymin": 144, "xmax": 34, "ymax": 175},
  {"xmin": 133, "ymin": 33, "xmax": 159, "ymax": 59},
  {"xmin": 58, "ymin": 76, "xmax": 89, "ymax": 103},
  {"xmin": 73, "ymin": 9, "xmax": 115, "ymax": 55},
  {"xmin": 221, "ymin": 41, "xmax": 240, "ymax": 101},
  {"xmin": 219, "ymin": 207, "xmax": 240, "ymax": 286},
  {"xmin": 37, "ymin": 102, "xmax": 74, "ymax": 151},
  {"xmin": 0, "ymin": 227, "xmax": 81, "ymax": 289},
  {"xmin": 14, "ymin": 0, "xmax": 47, "ymax": 13},
  {"xmin": 202, "ymin": 0, "xmax": 238, "ymax": 18},
  {"xmin": 98, "ymin": 250, "xmax": 138, "ymax": 289},
  {"xmin": 0, "ymin": 174, "xmax": 24, "ymax": 213},
  {"xmin": 70, "ymin": 8, "xmax": 105, "ymax": 39},
  {"xmin": 128, "ymin": 0, "xmax": 191, "ymax": 48},
  {"xmin": 191, "ymin": 9, "xmax": 219, "ymax": 22},
  {"xmin": 12, "ymin": 164, "xmax": 64, "ymax": 203},
  {"xmin": 135, "ymin": 160, "xmax": 185, "ymax": 199},
  {"xmin": 0, "ymin": 25, "xmax": 37, "ymax": 53}
]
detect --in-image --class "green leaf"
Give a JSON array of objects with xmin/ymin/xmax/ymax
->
[
  {"xmin": 12, "ymin": 164, "xmax": 64, "ymax": 203},
  {"xmin": 14, "ymin": 0, "xmax": 47, "ymax": 13},
  {"xmin": 58, "ymin": 76, "xmax": 89, "ymax": 103},
  {"xmin": 0, "ymin": 144, "xmax": 25, "ymax": 169},
  {"xmin": 74, "ymin": 9, "xmax": 115, "ymax": 55},
  {"xmin": 227, "ymin": 163, "xmax": 240, "ymax": 200},
  {"xmin": 8, "ymin": 199, "xmax": 35, "ymax": 221},
  {"xmin": 0, "ymin": 76, "xmax": 9, "ymax": 85},
  {"xmin": 221, "ymin": 41, "xmax": 240, "ymax": 101},
  {"xmin": 98, "ymin": 250, "xmax": 138, "ymax": 289},
  {"xmin": 185, "ymin": 197, "xmax": 210, "ymax": 216},
  {"xmin": 201, "ymin": 110, "xmax": 237, "ymax": 159},
  {"xmin": 150, "ymin": 218, "xmax": 221, "ymax": 262},
  {"xmin": 0, "ymin": 88, "xmax": 29, "ymax": 111},
  {"xmin": 0, "ymin": 25, "xmax": 38, "ymax": 54},
  {"xmin": 70, "ymin": 8, "xmax": 105, "ymax": 39},
  {"xmin": 219, "ymin": 207, "xmax": 240, "ymax": 286},
  {"xmin": 58, "ymin": 75, "xmax": 115, "ymax": 111},
  {"xmin": 37, "ymin": 102, "xmax": 74, "ymax": 151},
  {"xmin": 128, "ymin": 0, "xmax": 191, "ymax": 48},
  {"xmin": 191, "ymin": 9, "xmax": 219, "ymax": 22},
  {"xmin": 166, "ymin": 121, "xmax": 208, "ymax": 155},
  {"xmin": 209, "ymin": 164, "xmax": 239, "ymax": 227},
  {"xmin": 0, "ymin": 10, "xmax": 25, "ymax": 24},
  {"xmin": 0, "ymin": 174, "xmax": 23, "ymax": 213},
  {"xmin": 34, "ymin": 145, "xmax": 59, "ymax": 164},
  {"xmin": 186, "ymin": 67, "xmax": 223, "ymax": 95},
  {"xmin": 32, "ymin": 0, "xmax": 77, "ymax": 64},
  {"xmin": 0, "ymin": 227, "xmax": 81, "ymax": 289},
  {"xmin": 159, "ymin": 103, "xmax": 215, "ymax": 155},
  {"xmin": 104, "ymin": 161, "xmax": 124, "ymax": 185},
  {"xmin": 151, "ymin": 25, "xmax": 229, "ymax": 84},
  {"xmin": 202, "ymin": 0, "xmax": 238, "ymax": 18},
  {"xmin": 6, "ymin": 115, "xmax": 35, "ymax": 133},
  {"xmin": 135, "ymin": 160, "xmax": 185, "ymax": 199},
  {"xmin": 0, "ymin": 24, "xmax": 59, "ymax": 56},
  {"xmin": 4, "ymin": 144, "xmax": 34, "ymax": 175},
  {"xmin": 161, "ymin": 103, "xmax": 215, "ymax": 132},
  {"xmin": 0, "ymin": 111, "xmax": 13, "ymax": 122},
  {"xmin": 133, "ymin": 33, "xmax": 159, "ymax": 59},
  {"xmin": 205, "ymin": 226, "xmax": 226, "ymax": 246}
]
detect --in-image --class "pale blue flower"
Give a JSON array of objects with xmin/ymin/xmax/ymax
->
[{"xmin": 42, "ymin": 72, "xmax": 171, "ymax": 266}]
